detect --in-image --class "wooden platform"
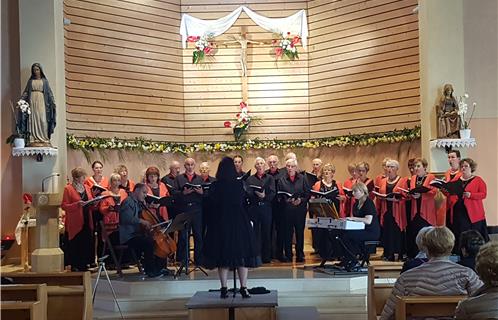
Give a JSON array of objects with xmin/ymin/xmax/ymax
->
[{"xmin": 186, "ymin": 290, "xmax": 278, "ymax": 320}]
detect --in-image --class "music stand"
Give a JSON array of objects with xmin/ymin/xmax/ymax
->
[{"xmin": 170, "ymin": 212, "xmax": 208, "ymax": 278}]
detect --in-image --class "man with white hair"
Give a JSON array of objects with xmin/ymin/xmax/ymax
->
[
  {"xmin": 246, "ymin": 157, "xmax": 276, "ymax": 263},
  {"xmin": 276, "ymin": 158, "xmax": 310, "ymax": 263},
  {"xmin": 266, "ymin": 154, "xmax": 285, "ymax": 261}
]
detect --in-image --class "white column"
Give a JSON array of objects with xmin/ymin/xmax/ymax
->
[
  {"xmin": 19, "ymin": 0, "xmax": 67, "ymax": 271},
  {"xmin": 419, "ymin": 0, "xmax": 465, "ymax": 172}
]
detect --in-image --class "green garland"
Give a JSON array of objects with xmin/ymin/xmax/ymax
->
[{"xmin": 67, "ymin": 126, "xmax": 420, "ymax": 155}]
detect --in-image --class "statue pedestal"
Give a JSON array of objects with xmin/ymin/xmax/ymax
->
[{"xmin": 31, "ymin": 192, "xmax": 63, "ymax": 272}]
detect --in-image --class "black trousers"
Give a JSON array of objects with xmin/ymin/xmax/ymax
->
[
  {"xmin": 126, "ymin": 235, "xmax": 157, "ymax": 275},
  {"xmin": 249, "ymin": 204, "xmax": 273, "ymax": 262},
  {"xmin": 176, "ymin": 208, "xmax": 203, "ymax": 264},
  {"xmin": 271, "ymin": 202, "xmax": 285, "ymax": 259},
  {"xmin": 283, "ymin": 207, "xmax": 307, "ymax": 259}
]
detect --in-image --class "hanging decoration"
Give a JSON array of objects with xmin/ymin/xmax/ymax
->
[
  {"xmin": 180, "ymin": 6, "xmax": 308, "ymax": 50},
  {"xmin": 187, "ymin": 35, "xmax": 216, "ymax": 64},
  {"xmin": 67, "ymin": 127, "xmax": 420, "ymax": 155},
  {"xmin": 272, "ymin": 32, "xmax": 301, "ymax": 60}
]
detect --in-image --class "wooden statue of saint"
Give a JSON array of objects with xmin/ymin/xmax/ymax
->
[{"xmin": 436, "ymin": 83, "xmax": 461, "ymax": 138}]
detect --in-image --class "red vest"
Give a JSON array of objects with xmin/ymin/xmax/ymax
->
[
  {"xmin": 146, "ymin": 182, "xmax": 170, "ymax": 221},
  {"xmin": 378, "ymin": 177, "xmax": 409, "ymax": 231},
  {"xmin": 410, "ymin": 174, "xmax": 437, "ymax": 225}
]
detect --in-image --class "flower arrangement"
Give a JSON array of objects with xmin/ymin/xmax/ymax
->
[
  {"xmin": 5, "ymin": 100, "xmax": 30, "ymax": 145},
  {"xmin": 272, "ymin": 32, "xmax": 300, "ymax": 60},
  {"xmin": 457, "ymin": 93, "xmax": 476, "ymax": 130},
  {"xmin": 68, "ymin": 126, "xmax": 421, "ymax": 155},
  {"xmin": 187, "ymin": 35, "xmax": 216, "ymax": 64},
  {"xmin": 223, "ymin": 101, "xmax": 259, "ymax": 141}
]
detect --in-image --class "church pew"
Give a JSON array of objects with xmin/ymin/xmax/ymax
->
[
  {"xmin": 1, "ymin": 283, "xmax": 48, "ymax": 320},
  {"xmin": 394, "ymin": 295, "xmax": 466, "ymax": 320},
  {"xmin": 2, "ymin": 272, "xmax": 92, "ymax": 320},
  {"xmin": 1, "ymin": 301, "xmax": 45, "ymax": 320},
  {"xmin": 367, "ymin": 264, "xmax": 403, "ymax": 320}
]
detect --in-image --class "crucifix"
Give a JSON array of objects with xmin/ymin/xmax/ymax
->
[{"xmin": 221, "ymin": 27, "xmax": 265, "ymax": 102}]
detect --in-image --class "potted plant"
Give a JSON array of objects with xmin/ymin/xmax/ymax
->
[
  {"xmin": 5, "ymin": 100, "xmax": 30, "ymax": 148},
  {"xmin": 457, "ymin": 93, "xmax": 476, "ymax": 139}
]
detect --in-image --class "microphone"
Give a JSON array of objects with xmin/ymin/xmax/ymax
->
[{"xmin": 42, "ymin": 173, "xmax": 60, "ymax": 192}]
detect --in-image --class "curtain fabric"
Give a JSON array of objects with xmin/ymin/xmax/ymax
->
[{"xmin": 180, "ymin": 6, "xmax": 308, "ymax": 49}]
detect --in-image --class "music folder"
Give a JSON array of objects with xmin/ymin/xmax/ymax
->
[
  {"xmin": 237, "ymin": 170, "xmax": 252, "ymax": 181},
  {"xmin": 164, "ymin": 211, "xmax": 197, "ymax": 233},
  {"xmin": 430, "ymin": 179, "xmax": 464, "ymax": 195},
  {"xmin": 145, "ymin": 194, "xmax": 172, "ymax": 206}
]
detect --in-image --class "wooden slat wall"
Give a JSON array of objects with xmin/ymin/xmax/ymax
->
[
  {"xmin": 181, "ymin": 0, "xmax": 309, "ymax": 142},
  {"xmin": 64, "ymin": 0, "xmax": 420, "ymax": 143},
  {"xmin": 64, "ymin": 0, "xmax": 184, "ymax": 141},
  {"xmin": 307, "ymin": 0, "xmax": 420, "ymax": 138}
]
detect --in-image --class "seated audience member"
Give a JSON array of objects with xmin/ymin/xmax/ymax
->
[
  {"xmin": 458, "ymin": 230, "xmax": 485, "ymax": 271},
  {"xmin": 401, "ymin": 226, "xmax": 433, "ymax": 273},
  {"xmin": 455, "ymin": 241, "xmax": 498, "ymax": 319},
  {"xmin": 379, "ymin": 226, "xmax": 482, "ymax": 320}
]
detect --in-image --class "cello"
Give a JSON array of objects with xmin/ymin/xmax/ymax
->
[{"xmin": 140, "ymin": 204, "xmax": 177, "ymax": 259}]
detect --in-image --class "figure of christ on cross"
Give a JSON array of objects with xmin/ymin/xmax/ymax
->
[{"xmin": 222, "ymin": 32, "xmax": 265, "ymax": 78}]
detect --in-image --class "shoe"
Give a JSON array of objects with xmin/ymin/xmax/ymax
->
[
  {"xmin": 160, "ymin": 268, "xmax": 173, "ymax": 276},
  {"xmin": 239, "ymin": 287, "xmax": 251, "ymax": 298},
  {"xmin": 296, "ymin": 256, "xmax": 305, "ymax": 263},
  {"xmin": 262, "ymin": 259, "xmax": 272, "ymax": 264},
  {"xmin": 146, "ymin": 271, "xmax": 163, "ymax": 278},
  {"xmin": 88, "ymin": 263, "xmax": 97, "ymax": 268},
  {"xmin": 220, "ymin": 287, "xmax": 228, "ymax": 299}
]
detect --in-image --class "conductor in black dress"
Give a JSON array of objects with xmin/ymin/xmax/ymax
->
[{"xmin": 202, "ymin": 157, "xmax": 261, "ymax": 299}]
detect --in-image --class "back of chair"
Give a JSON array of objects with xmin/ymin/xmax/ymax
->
[
  {"xmin": 367, "ymin": 264, "xmax": 403, "ymax": 320},
  {"xmin": 394, "ymin": 295, "xmax": 466, "ymax": 320}
]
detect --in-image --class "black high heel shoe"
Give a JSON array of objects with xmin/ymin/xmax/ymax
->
[
  {"xmin": 220, "ymin": 287, "xmax": 228, "ymax": 299},
  {"xmin": 239, "ymin": 287, "xmax": 251, "ymax": 298}
]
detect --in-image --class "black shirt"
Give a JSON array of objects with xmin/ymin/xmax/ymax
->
[
  {"xmin": 276, "ymin": 173, "xmax": 310, "ymax": 210},
  {"xmin": 352, "ymin": 197, "xmax": 380, "ymax": 235},
  {"xmin": 246, "ymin": 173, "xmax": 276, "ymax": 205},
  {"xmin": 174, "ymin": 173, "xmax": 205, "ymax": 211}
]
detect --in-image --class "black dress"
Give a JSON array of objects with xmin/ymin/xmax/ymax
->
[
  {"xmin": 67, "ymin": 191, "xmax": 95, "ymax": 270},
  {"xmin": 406, "ymin": 176, "xmax": 431, "ymax": 258},
  {"xmin": 450, "ymin": 178, "xmax": 489, "ymax": 250},
  {"xmin": 202, "ymin": 179, "xmax": 261, "ymax": 269},
  {"xmin": 381, "ymin": 182, "xmax": 403, "ymax": 259}
]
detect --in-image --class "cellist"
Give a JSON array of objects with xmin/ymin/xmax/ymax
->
[{"xmin": 119, "ymin": 183, "xmax": 168, "ymax": 278}]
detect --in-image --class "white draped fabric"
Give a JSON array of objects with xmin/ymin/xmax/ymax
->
[{"xmin": 180, "ymin": 6, "xmax": 308, "ymax": 49}]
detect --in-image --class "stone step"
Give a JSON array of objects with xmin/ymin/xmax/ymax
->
[
  {"xmin": 93, "ymin": 276, "xmax": 367, "ymax": 297},
  {"xmin": 94, "ymin": 291, "xmax": 365, "ymax": 313}
]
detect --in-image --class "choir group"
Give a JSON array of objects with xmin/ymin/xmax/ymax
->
[{"xmin": 60, "ymin": 150, "xmax": 490, "ymax": 277}]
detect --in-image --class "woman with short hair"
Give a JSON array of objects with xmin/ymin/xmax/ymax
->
[
  {"xmin": 447, "ymin": 158, "xmax": 489, "ymax": 250},
  {"xmin": 144, "ymin": 166, "xmax": 170, "ymax": 221},
  {"xmin": 380, "ymin": 226, "xmax": 482, "ymax": 320},
  {"xmin": 61, "ymin": 167, "xmax": 95, "ymax": 271},
  {"xmin": 406, "ymin": 158, "xmax": 437, "ymax": 257},
  {"xmin": 455, "ymin": 241, "xmax": 498, "ymax": 319}
]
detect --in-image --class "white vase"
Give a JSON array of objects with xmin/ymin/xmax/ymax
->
[
  {"xmin": 13, "ymin": 138, "xmax": 25, "ymax": 148},
  {"xmin": 459, "ymin": 129, "xmax": 471, "ymax": 139}
]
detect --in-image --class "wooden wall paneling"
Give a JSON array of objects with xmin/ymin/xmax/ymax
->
[{"xmin": 64, "ymin": 0, "xmax": 184, "ymax": 141}]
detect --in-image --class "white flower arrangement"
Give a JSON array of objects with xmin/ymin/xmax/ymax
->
[
  {"xmin": 17, "ymin": 99, "xmax": 31, "ymax": 115},
  {"xmin": 457, "ymin": 93, "xmax": 476, "ymax": 129}
]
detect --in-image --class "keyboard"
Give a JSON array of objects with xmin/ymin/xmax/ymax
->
[{"xmin": 306, "ymin": 217, "xmax": 365, "ymax": 230}]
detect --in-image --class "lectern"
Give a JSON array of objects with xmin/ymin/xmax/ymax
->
[{"xmin": 31, "ymin": 192, "xmax": 64, "ymax": 272}]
